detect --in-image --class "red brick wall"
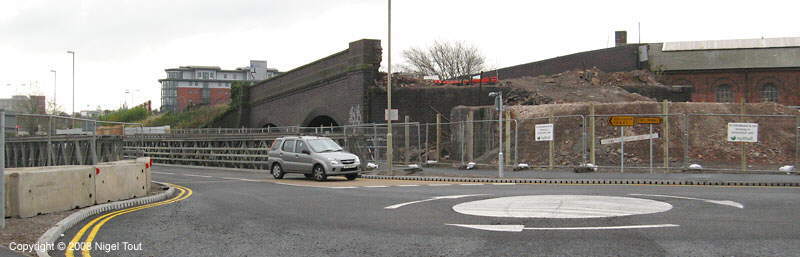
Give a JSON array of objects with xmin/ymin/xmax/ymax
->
[
  {"xmin": 176, "ymin": 87, "xmax": 231, "ymax": 111},
  {"xmin": 209, "ymin": 88, "xmax": 231, "ymax": 106},
  {"xmin": 661, "ymin": 69, "xmax": 800, "ymax": 106}
]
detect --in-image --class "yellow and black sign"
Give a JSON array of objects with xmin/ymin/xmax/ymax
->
[
  {"xmin": 609, "ymin": 116, "xmax": 635, "ymax": 126},
  {"xmin": 637, "ymin": 117, "xmax": 663, "ymax": 124}
]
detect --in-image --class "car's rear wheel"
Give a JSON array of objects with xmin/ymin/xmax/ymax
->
[
  {"xmin": 313, "ymin": 165, "xmax": 327, "ymax": 181},
  {"xmin": 271, "ymin": 164, "xmax": 285, "ymax": 179},
  {"xmin": 345, "ymin": 174, "xmax": 358, "ymax": 181}
]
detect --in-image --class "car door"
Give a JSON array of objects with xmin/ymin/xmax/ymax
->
[
  {"xmin": 280, "ymin": 139, "xmax": 296, "ymax": 171},
  {"xmin": 294, "ymin": 140, "xmax": 314, "ymax": 173}
]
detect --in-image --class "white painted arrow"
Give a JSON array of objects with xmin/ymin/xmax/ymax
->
[
  {"xmin": 629, "ymin": 194, "xmax": 744, "ymax": 208},
  {"xmin": 384, "ymin": 194, "xmax": 489, "ymax": 209},
  {"xmin": 446, "ymin": 224, "xmax": 679, "ymax": 232}
]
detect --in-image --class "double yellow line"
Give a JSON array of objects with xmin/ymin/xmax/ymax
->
[{"xmin": 65, "ymin": 183, "xmax": 193, "ymax": 257}]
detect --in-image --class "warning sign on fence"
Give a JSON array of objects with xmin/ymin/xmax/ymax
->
[
  {"xmin": 600, "ymin": 133, "xmax": 659, "ymax": 144},
  {"xmin": 727, "ymin": 123, "xmax": 758, "ymax": 142},
  {"xmin": 535, "ymin": 124, "xmax": 554, "ymax": 141},
  {"xmin": 609, "ymin": 116, "xmax": 635, "ymax": 126}
]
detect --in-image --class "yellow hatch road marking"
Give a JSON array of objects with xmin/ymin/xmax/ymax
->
[{"xmin": 65, "ymin": 183, "xmax": 193, "ymax": 257}]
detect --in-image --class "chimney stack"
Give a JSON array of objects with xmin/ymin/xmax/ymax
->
[{"xmin": 615, "ymin": 31, "xmax": 627, "ymax": 46}]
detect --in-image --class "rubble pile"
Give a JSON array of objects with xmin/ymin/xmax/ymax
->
[{"xmin": 502, "ymin": 68, "xmax": 671, "ymax": 105}]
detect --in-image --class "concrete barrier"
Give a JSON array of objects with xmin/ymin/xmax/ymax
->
[
  {"xmin": 136, "ymin": 157, "xmax": 152, "ymax": 193},
  {"xmin": 5, "ymin": 166, "xmax": 95, "ymax": 218},
  {"xmin": 4, "ymin": 159, "xmax": 153, "ymax": 218},
  {"xmin": 94, "ymin": 160, "xmax": 148, "ymax": 204}
]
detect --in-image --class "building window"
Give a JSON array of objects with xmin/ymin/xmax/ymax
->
[
  {"xmin": 761, "ymin": 84, "xmax": 778, "ymax": 102},
  {"xmin": 715, "ymin": 84, "xmax": 733, "ymax": 103},
  {"xmin": 223, "ymin": 74, "xmax": 227, "ymax": 79}
]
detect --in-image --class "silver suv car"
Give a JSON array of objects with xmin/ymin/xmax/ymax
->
[{"xmin": 268, "ymin": 136, "xmax": 360, "ymax": 181}]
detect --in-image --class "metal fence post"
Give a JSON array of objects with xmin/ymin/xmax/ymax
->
[
  {"xmin": 620, "ymin": 126, "xmax": 624, "ymax": 173},
  {"xmin": 505, "ymin": 112, "xmax": 511, "ymax": 166},
  {"xmin": 662, "ymin": 101, "xmax": 670, "ymax": 172},
  {"xmin": 514, "ymin": 119, "xmax": 519, "ymax": 166},
  {"xmin": 404, "ymin": 116, "xmax": 410, "ymax": 164},
  {"xmin": 581, "ymin": 115, "xmax": 587, "ymax": 165},
  {"xmin": 90, "ymin": 121, "xmax": 98, "ymax": 164},
  {"xmin": 796, "ymin": 115, "xmax": 799, "ymax": 171},
  {"xmin": 548, "ymin": 115, "xmax": 555, "ymax": 170},
  {"xmin": 740, "ymin": 100, "xmax": 747, "ymax": 172},
  {"xmin": 435, "ymin": 114, "xmax": 441, "ymax": 162},
  {"xmin": 589, "ymin": 104, "xmax": 596, "ymax": 165},
  {"xmin": 1, "ymin": 110, "xmax": 6, "ymax": 228},
  {"xmin": 683, "ymin": 114, "xmax": 690, "ymax": 169},
  {"xmin": 47, "ymin": 114, "xmax": 53, "ymax": 166}
]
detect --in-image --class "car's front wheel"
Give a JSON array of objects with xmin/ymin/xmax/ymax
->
[
  {"xmin": 313, "ymin": 165, "xmax": 327, "ymax": 181},
  {"xmin": 271, "ymin": 164, "xmax": 285, "ymax": 179}
]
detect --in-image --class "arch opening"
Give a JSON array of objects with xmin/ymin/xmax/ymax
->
[{"xmin": 306, "ymin": 115, "xmax": 339, "ymax": 128}]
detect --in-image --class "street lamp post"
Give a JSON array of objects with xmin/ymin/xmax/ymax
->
[
  {"xmin": 50, "ymin": 70, "xmax": 56, "ymax": 113},
  {"xmin": 386, "ymin": 0, "xmax": 394, "ymax": 174},
  {"xmin": 490, "ymin": 91, "xmax": 504, "ymax": 177},
  {"xmin": 67, "ymin": 50, "xmax": 75, "ymax": 126}
]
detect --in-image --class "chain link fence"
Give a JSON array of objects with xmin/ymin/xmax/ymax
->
[{"xmin": 2, "ymin": 112, "xmax": 144, "ymax": 168}]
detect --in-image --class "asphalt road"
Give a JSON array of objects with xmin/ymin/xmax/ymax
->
[{"xmin": 54, "ymin": 165, "xmax": 800, "ymax": 257}]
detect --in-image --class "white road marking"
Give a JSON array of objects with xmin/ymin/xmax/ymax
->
[
  {"xmin": 453, "ymin": 195, "xmax": 673, "ymax": 218},
  {"xmin": 428, "ymin": 184, "xmax": 452, "ymax": 186},
  {"xmin": 524, "ymin": 224, "xmax": 680, "ymax": 230},
  {"xmin": 385, "ymin": 194, "xmax": 489, "ymax": 209},
  {"xmin": 447, "ymin": 224, "xmax": 525, "ymax": 232},
  {"xmin": 153, "ymin": 172, "xmax": 175, "ymax": 175},
  {"xmin": 238, "ymin": 179, "xmax": 265, "ymax": 182},
  {"xmin": 396, "ymin": 185, "xmax": 420, "ymax": 187},
  {"xmin": 459, "ymin": 184, "xmax": 484, "ymax": 186},
  {"xmin": 330, "ymin": 186, "xmax": 358, "ymax": 189},
  {"xmin": 629, "ymin": 194, "xmax": 744, "ymax": 208},
  {"xmin": 363, "ymin": 186, "xmax": 390, "ymax": 188},
  {"xmin": 447, "ymin": 224, "xmax": 679, "ymax": 232},
  {"xmin": 492, "ymin": 183, "xmax": 516, "ymax": 185},
  {"xmin": 221, "ymin": 177, "xmax": 241, "ymax": 180}
]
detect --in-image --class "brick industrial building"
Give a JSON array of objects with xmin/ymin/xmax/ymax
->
[
  {"xmin": 159, "ymin": 60, "xmax": 280, "ymax": 112},
  {"xmin": 485, "ymin": 32, "xmax": 800, "ymax": 106}
]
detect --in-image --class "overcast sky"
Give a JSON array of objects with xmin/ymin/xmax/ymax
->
[{"xmin": 1, "ymin": 0, "xmax": 798, "ymax": 112}]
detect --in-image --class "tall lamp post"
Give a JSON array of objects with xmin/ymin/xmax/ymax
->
[
  {"xmin": 489, "ymin": 91, "xmax": 504, "ymax": 177},
  {"xmin": 386, "ymin": 0, "xmax": 394, "ymax": 174},
  {"xmin": 50, "ymin": 70, "xmax": 56, "ymax": 113},
  {"xmin": 66, "ymin": 51, "xmax": 75, "ymax": 126}
]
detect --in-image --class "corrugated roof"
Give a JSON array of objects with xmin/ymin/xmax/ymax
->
[{"xmin": 662, "ymin": 37, "xmax": 800, "ymax": 51}]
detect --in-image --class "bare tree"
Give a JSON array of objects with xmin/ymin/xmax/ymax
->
[{"xmin": 402, "ymin": 41, "xmax": 486, "ymax": 80}]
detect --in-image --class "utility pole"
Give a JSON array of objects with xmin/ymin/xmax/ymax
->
[{"xmin": 67, "ymin": 50, "xmax": 75, "ymax": 126}]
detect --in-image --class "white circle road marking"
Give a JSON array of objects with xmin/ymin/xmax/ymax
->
[{"xmin": 453, "ymin": 195, "xmax": 673, "ymax": 218}]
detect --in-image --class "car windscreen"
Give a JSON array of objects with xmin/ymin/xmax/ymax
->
[{"xmin": 307, "ymin": 138, "xmax": 343, "ymax": 153}]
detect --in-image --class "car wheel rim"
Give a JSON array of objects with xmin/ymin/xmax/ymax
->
[
  {"xmin": 314, "ymin": 167, "xmax": 323, "ymax": 180},
  {"xmin": 273, "ymin": 166, "xmax": 281, "ymax": 176}
]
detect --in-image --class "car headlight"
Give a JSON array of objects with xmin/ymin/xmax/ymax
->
[
  {"xmin": 354, "ymin": 156, "xmax": 361, "ymax": 163},
  {"xmin": 328, "ymin": 158, "xmax": 339, "ymax": 165}
]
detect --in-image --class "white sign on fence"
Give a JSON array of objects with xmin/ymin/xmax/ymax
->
[
  {"xmin": 384, "ymin": 109, "xmax": 398, "ymax": 121},
  {"xmin": 727, "ymin": 123, "xmax": 758, "ymax": 142},
  {"xmin": 601, "ymin": 133, "xmax": 659, "ymax": 145},
  {"xmin": 535, "ymin": 124, "xmax": 554, "ymax": 141}
]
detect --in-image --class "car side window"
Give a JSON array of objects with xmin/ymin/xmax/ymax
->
[
  {"xmin": 270, "ymin": 139, "xmax": 282, "ymax": 151},
  {"xmin": 282, "ymin": 140, "xmax": 295, "ymax": 152},
  {"xmin": 296, "ymin": 141, "xmax": 308, "ymax": 153}
]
